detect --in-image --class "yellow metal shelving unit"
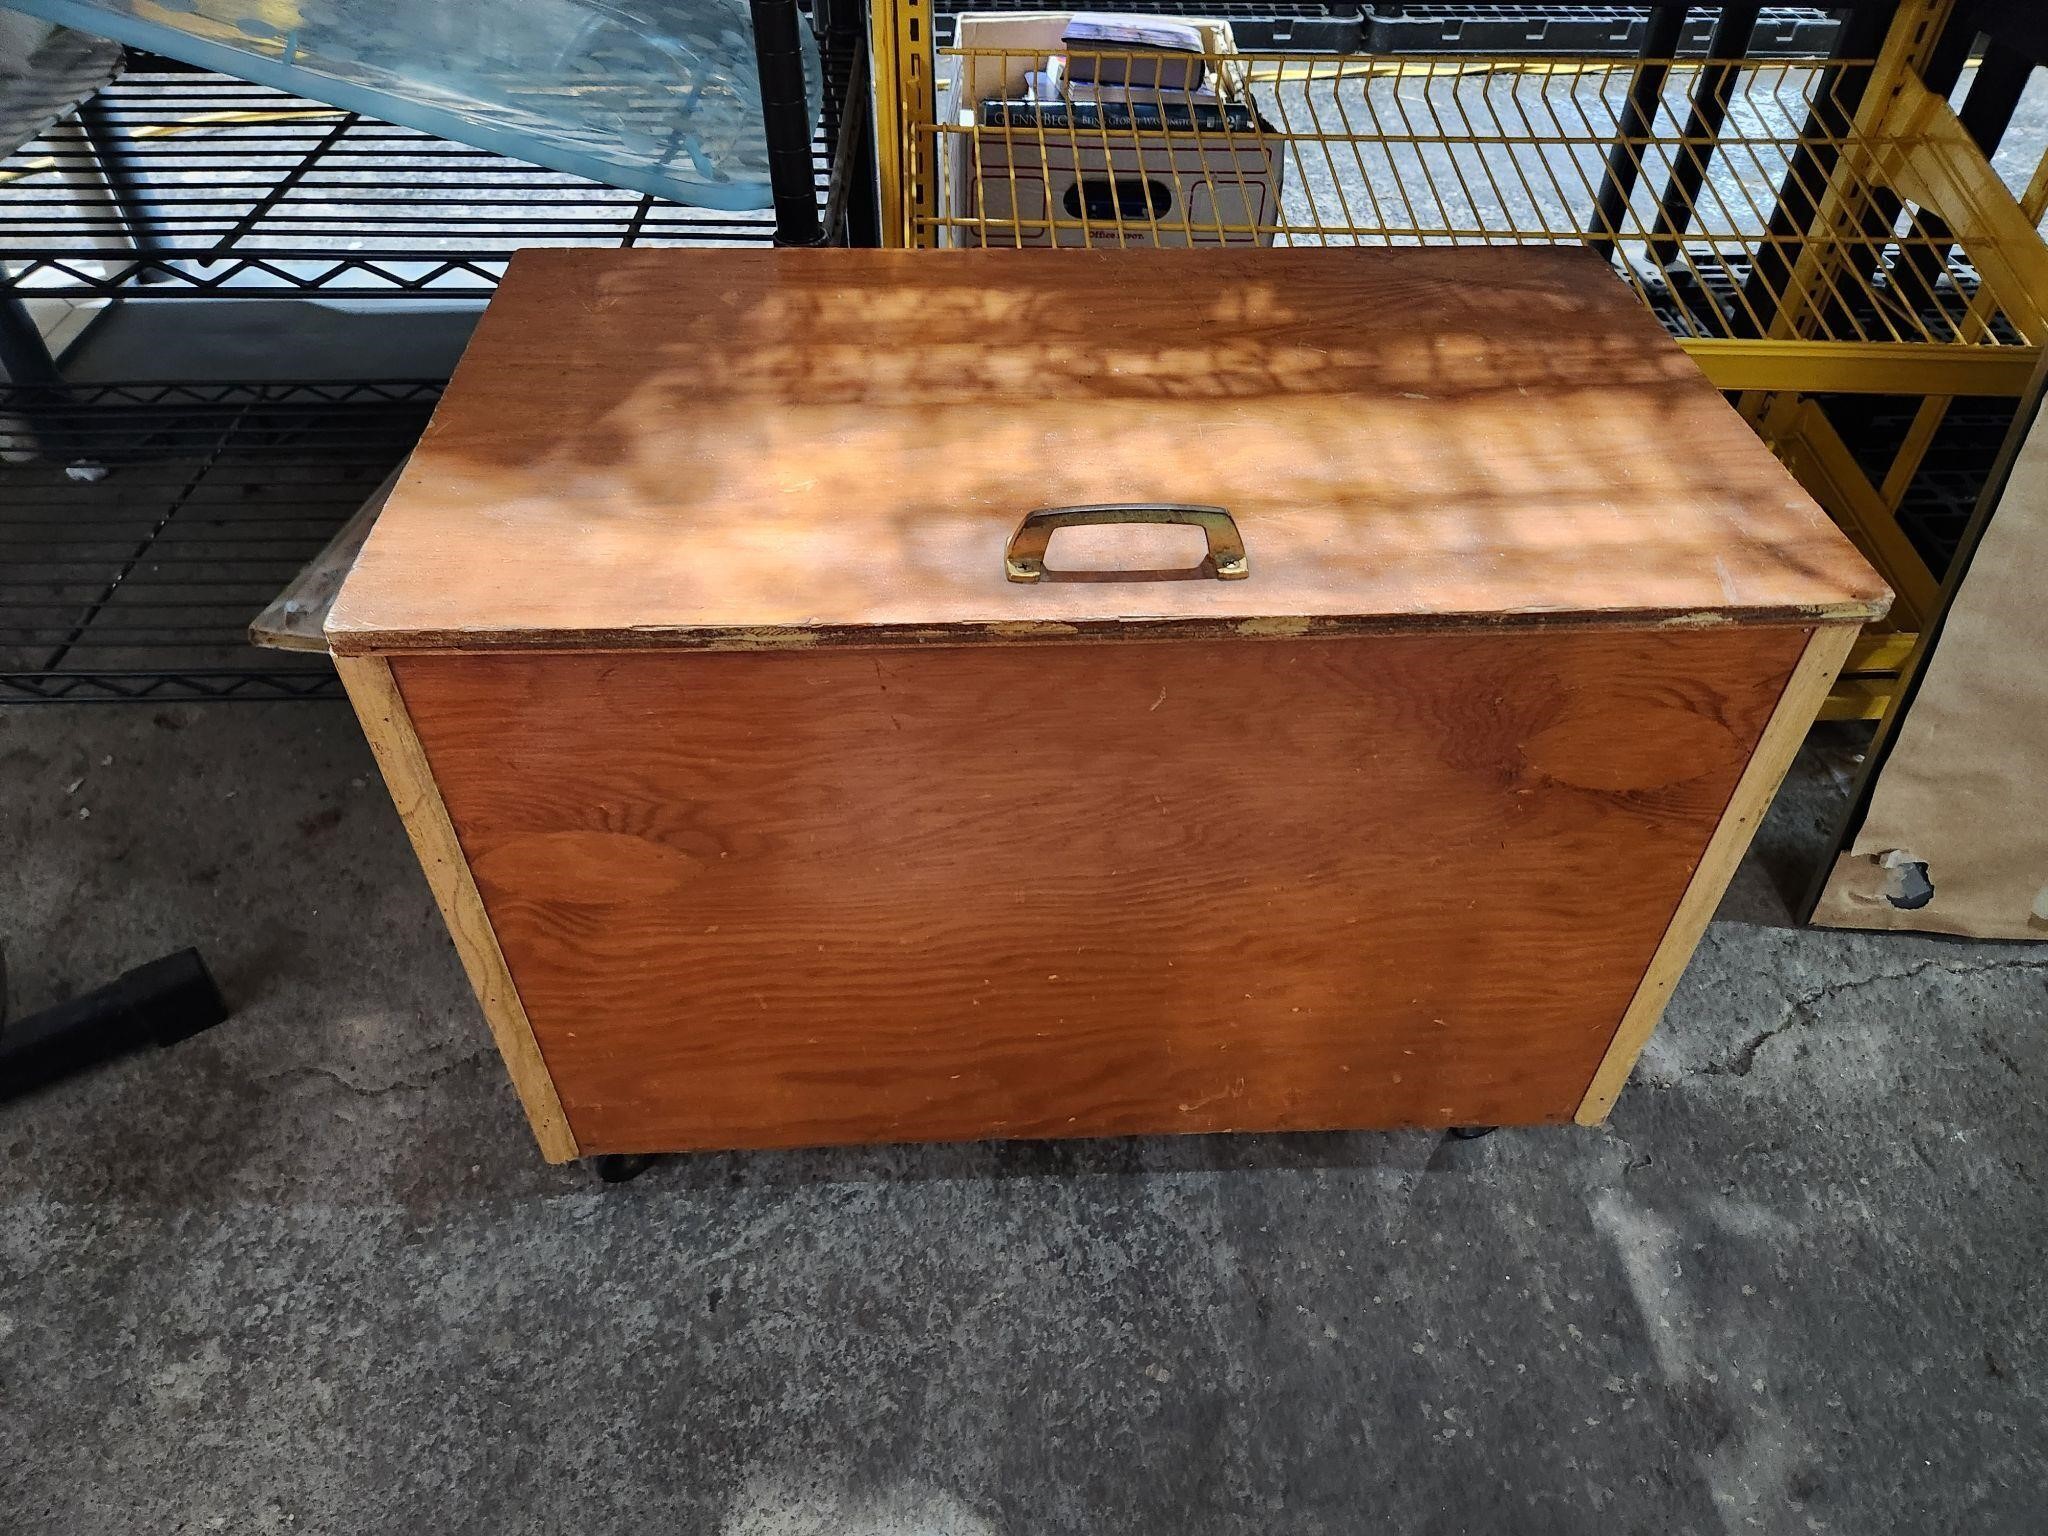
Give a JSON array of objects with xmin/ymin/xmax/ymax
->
[{"xmin": 871, "ymin": 0, "xmax": 2048, "ymax": 717}]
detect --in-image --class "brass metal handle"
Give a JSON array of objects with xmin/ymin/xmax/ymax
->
[{"xmin": 1003, "ymin": 503, "xmax": 1250, "ymax": 583}]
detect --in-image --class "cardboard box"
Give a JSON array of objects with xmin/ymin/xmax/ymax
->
[{"xmin": 938, "ymin": 13, "xmax": 1284, "ymax": 247}]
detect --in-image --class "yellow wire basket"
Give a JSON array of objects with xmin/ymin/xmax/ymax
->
[{"xmin": 916, "ymin": 45, "xmax": 2048, "ymax": 397}]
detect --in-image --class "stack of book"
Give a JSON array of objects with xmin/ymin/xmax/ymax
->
[{"xmin": 1060, "ymin": 15, "xmax": 1213, "ymax": 101}]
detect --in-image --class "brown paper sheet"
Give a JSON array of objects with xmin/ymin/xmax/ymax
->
[{"xmin": 1812, "ymin": 400, "xmax": 2048, "ymax": 940}]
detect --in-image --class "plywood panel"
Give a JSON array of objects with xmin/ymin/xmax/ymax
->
[
  {"xmin": 395, "ymin": 626, "xmax": 1808, "ymax": 1153},
  {"xmin": 328, "ymin": 247, "xmax": 1887, "ymax": 655},
  {"xmin": 1579, "ymin": 624, "xmax": 1855, "ymax": 1122}
]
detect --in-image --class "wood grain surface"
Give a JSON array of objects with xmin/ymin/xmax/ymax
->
[
  {"xmin": 395, "ymin": 625, "xmax": 1810, "ymax": 1153},
  {"xmin": 328, "ymin": 247, "xmax": 1888, "ymax": 655},
  {"xmin": 1576, "ymin": 623, "xmax": 1858, "ymax": 1122}
]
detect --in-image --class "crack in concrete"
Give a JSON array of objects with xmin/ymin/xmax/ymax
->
[
  {"xmin": 1713, "ymin": 955, "xmax": 2048, "ymax": 1079},
  {"xmin": 253, "ymin": 1048, "xmax": 493, "ymax": 1098}
]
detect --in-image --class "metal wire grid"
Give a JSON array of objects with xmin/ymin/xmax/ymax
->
[
  {"xmin": 921, "ymin": 50, "xmax": 2032, "ymax": 351},
  {"xmin": 0, "ymin": 68, "xmax": 833, "ymax": 301},
  {"xmin": 0, "ymin": 381, "xmax": 438, "ymax": 702}
]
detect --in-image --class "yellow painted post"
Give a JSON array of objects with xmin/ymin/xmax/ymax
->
[
  {"xmin": 866, "ymin": 0, "xmax": 939, "ymax": 246},
  {"xmin": 1879, "ymin": 83, "xmax": 2048, "ymax": 343},
  {"xmin": 1692, "ymin": 340, "xmax": 2039, "ymax": 396},
  {"xmin": 868, "ymin": 0, "xmax": 905, "ymax": 244}
]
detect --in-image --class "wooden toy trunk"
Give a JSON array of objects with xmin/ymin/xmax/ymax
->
[{"xmin": 327, "ymin": 246, "xmax": 1887, "ymax": 1162}]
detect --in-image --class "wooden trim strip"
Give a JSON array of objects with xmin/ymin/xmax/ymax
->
[
  {"xmin": 324, "ymin": 598, "xmax": 1892, "ymax": 660},
  {"xmin": 334, "ymin": 653, "xmax": 580, "ymax": 1162},
  {"xmin": 1575, "ymin": 623, "xmax": 1862, "ymax": 1124}
]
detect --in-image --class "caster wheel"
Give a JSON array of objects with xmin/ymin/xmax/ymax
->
[
  {"xmin": 592, "ymin": 1153, "xmax": 660, "ymax": 1184},
  {"xmin": 1446, "ymin": 1125, "xmax": 1497, "ymax": 1141}
]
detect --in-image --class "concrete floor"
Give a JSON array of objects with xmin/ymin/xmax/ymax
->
[{"xmin": 1, "ymin": 701, "xmax": 2043, "ymax": 1534}]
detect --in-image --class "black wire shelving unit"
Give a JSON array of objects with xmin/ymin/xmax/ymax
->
[
  {"xmin": 0, "ymin": 380, "xmax": 440, "ymax": 703},
  {"xmin": 0, "ymin": 59, "xmax": 820, "ymax": 306},
  {"xmin": 1, "ymin": 19, "xmax": 860, "ymax": 704}
]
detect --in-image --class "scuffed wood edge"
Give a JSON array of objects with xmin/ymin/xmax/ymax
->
[
  {"xmin": 323, "ymin": 598, "xmax": 1892, "ymax": 659},
  {"xmin": 1575, "ymin": 623, "xmax": 1862, "ymax": 1124},
  {"xmin": 334, "ymin": 653, "xmax": 580, "ymax": 1162}
]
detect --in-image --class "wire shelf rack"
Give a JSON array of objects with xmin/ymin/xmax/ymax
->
[
  {"xmin": 917, "ymin": 45, "xmax": 2048, "ymax": 393},
  {"xmin": 0, "ymin": 65, "xmax": 825, "ymax": 302},
  {"xmin": 0, "ymin": 35, "xmax": 861, "ymax": 701},
  {"xmin": 0, "ymin": 380, "xmax": 438, "ymax": 702}
]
